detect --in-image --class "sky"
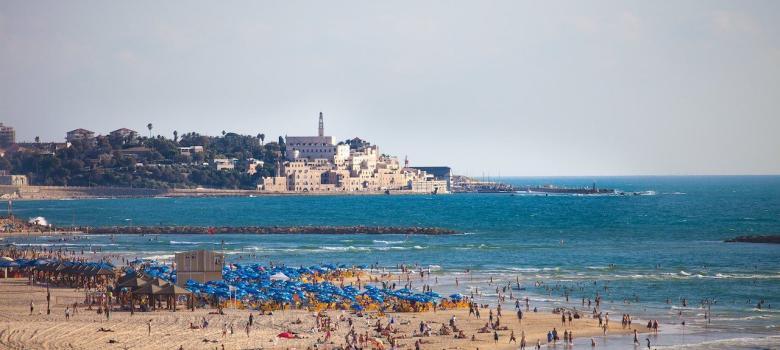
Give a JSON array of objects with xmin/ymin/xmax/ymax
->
[{"xmin": 1, "ymin": 1, "xmax": 778, "ymax": 176}]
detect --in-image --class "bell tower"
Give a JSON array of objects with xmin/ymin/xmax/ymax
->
[{"xmin": 318, "ymin": 112, "xmax": 324, "ymax": 137}]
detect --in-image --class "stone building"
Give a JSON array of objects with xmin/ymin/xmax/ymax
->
[
  {"xmin": 66, "ymin": 128, "xmax": 95, "ymax": 143},
  {"xmin": 0, "ymin": 123, "xmax": 15, "ymax": 147}
]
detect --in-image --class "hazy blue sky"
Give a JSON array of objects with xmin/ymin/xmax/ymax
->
[{"xmin": 1, "ymin": 1, "xmax": 778, "ymax": 175}]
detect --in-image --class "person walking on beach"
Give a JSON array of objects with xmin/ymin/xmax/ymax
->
[
  {"xmin": 633, "ymin": 329, "xmax": 639, "ymax": 345},
  {"xmin": 520, "ymin": 330, "xmax": 526, "ymax": 349},
  {"xmin": 517, "ymin": 309, "xmax": 523, "ymax": 324},
  {"xmin": 29, "ymin": 300, "xmax": 34, "ymax": 315},
  {"xmin": 493, "ymin": 330, "xmax": 499, "ymax": 343},
  {"xmin": 248, "ymin": 313, "xmax": 253, "ymax": 327},
  {"xmin": 509, "ymin": 330, "xmax": 516, "ymax": 343},
  {"xmin": 65, "ymin": 307, "xmax": 70, "ymax": 320},
  {"xmin": 147, "ymin": 319, "xmax": 152, "ymax": 335}
]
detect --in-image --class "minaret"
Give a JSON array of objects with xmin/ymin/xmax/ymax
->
[{"xmin": 318, "ymin": 112, "xmax": 324, "ymax": 137}]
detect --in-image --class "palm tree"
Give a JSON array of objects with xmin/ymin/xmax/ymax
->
[
  {"xmin": 34, "ymin": 136, "xmax": 40, "ymax": 144},
  {"xmin": 258, "ymin": 133, "xmax": 265, "ymax": 146},
  {"xmin": 222, "ymin": 130, "xmax": 226, "ymax": 137},
  {"xmin": 147, "ymin": 123, "xmax": 153, "ymax": 138},
  {"xmin": 173, "ymin": 130, "xmax": 178, "ymax": 143}
]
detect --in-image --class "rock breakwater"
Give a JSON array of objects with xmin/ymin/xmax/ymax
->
[
  {"xmin": 79, "ymin": 225, "xmax": 458, "ymax": 235},
  {"xmin": 724, "ymin": 235, "xmax": 780, "ymax": 244}
]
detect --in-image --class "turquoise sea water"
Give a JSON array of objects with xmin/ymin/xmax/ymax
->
[{"xmin": 4, "ymin": 176, "xmax": 780, "ymax": 348}]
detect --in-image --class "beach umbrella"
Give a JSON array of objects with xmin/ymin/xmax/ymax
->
[
  {"xmin": 119, "ymin": 277, "xmax": 148, "ymax": 288},
  {"xmin": 1, "ymin": 257, "xmax": 14, "ymax": 262},
  {"xmin": 159, "ymin": 284, "xmax": 192, "ymax": 295},
  {"xmin": 95, "ymin": 268, "xmax": 115, "ymax": 276},
  {"xmin": 149, "ymin": 278, "xmax": 170, "ymax": 287},
  {"xmin": 424, "ymin": 291, "xmax": 441, "ymax": 299},
  {"xmin": 134, "ymin": 283, "xmax": 164, "ymax": 295},
  {"xmin": 270, "ymin": 272, "xmax": 290, "ymax": 282}
]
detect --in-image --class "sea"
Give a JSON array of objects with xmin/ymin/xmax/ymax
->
[{"xmin": 4, "ymin": 176, "xmax": 780, "ymax": 349}]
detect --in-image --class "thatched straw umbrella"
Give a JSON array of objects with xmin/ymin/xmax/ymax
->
[
  {"xmin": 158, "ymin": 284, "xmax": 192, "ymax": 311},
  {"xmin": 132, "ymin": 283, "xmax": 163, "ymax": 311}
]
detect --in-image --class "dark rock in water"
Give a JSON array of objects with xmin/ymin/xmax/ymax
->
[
  {"xmin": 724, "ymin": 235, "xmax": 780, "ymax": 244},
  {"xmin": 76, "ymin": 225, "xmax": 458, "ymax": 235}
]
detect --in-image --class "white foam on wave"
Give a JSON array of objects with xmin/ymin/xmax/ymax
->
[
  {"xmin": 144, "ymin": 254, "xmax": 174, "ymax": 260},
  {"xmin": 170, "ymin": 240, "xmax": 202, "ymax": 245},
  {"xmin": 653, "ymin": 336, "xmax": 780, "ymax": 349},
  {"xmin": 507, "ymin": 267, "xmax": 542, "ymax": 272},
  {"xmin": 373, "ymin": 240, "xmax": 404, "ymax": 244},
  {"xmin": 28, "ymin": 216, "xmax": 48, "ymax": 226}
]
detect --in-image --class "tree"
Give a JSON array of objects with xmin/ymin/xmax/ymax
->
[
  {"xmin": 222, "ymin": 130, "xmax": 226, "ymax": 137},
  {"xmin": 147, "ymin": 123, "xmax": 153, "ymax": 138},
  {"xmin": 173, "ymin": 130, "xmax": 178, "ymax": 143},
  {"xmin": 258, "ymin": 133, "xmax": 265, "ymax": 146},
  {"xmin": 35, "ymin": 136, "xmax": 40, "ymax": 144}
]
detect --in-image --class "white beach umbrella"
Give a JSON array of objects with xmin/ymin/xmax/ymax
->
[
  {"xmin": 0, "ymin": 257, "xmax": 13, "ymax": 262},
  {"xmin": 269, "ymin": 272, "xmax": 290, "ymax": 281}
]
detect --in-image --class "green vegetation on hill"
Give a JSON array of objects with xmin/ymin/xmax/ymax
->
[{"xmin": 0, "ymin": 132, "xmax": 285, "ymax": 190}]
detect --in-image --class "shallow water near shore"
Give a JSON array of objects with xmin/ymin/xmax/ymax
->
[{"xmin": 5, "ymin": 176, "xmax": 780, "ymax": 348}]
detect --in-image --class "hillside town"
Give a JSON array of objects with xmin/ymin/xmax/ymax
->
[
  {"xmin": 262, "ymin": 113, "xmax": 449, "ymax": 194},
  {"xmin": 0, "ymin": 114, "xmax": 450, "ymax": 196}
]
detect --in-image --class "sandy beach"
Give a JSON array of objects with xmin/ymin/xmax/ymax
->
[{"xmin": 0, "ymin": 278, "xmax": 638, "ymax": 350}]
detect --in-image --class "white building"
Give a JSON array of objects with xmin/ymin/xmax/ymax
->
[
  {"xmin": 179, "ymin": 145, "xmax": 204, "ymax": 156},
  {"xmin": 66, "ymin": 128, "xmax": 95, "ymax": 143},
  {"xmin": 214, "ymin": 158, "xmax": 236, "ymax": 171}
]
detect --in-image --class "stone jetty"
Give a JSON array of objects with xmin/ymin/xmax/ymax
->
[
  {"xmin": 77, "ymin": 225, "xmax": 458, "ymax": 235},
  {"xmin": 724, "ymin": 235, "xmax": 780, "ymax": 244}
]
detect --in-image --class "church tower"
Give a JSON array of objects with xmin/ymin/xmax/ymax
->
[{"xmin": 318, "ymin": 112, "xmax": 324, "ymax": 137}]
